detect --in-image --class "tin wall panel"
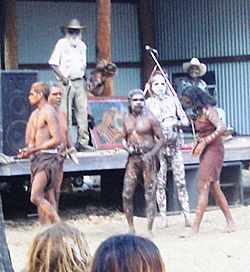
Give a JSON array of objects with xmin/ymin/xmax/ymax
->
[
  {"xmin": 111, "ymin": 3, "xmax": 140, "ymax": 62},
  {"xmin": 152, "ymin": 0, "xmax": 250, "ymax": 60},
  {"xmin": 112, "ymin": 68, "xmax": 141, "ymax": 97},
  {"xmin": 210, "ymin": 61, "xmax": 250, "ymax": 135},
  {"xmin": 17, "ymin": 1, "xmax": 96, "ymax": 63},
  {"xmin": 17, "ymin": 1, "xmax": 140, "ymax": 63}
]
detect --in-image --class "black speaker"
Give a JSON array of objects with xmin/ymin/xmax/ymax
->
[{"xmin": 0, "ymin": 71, "xmax": 37, "ymax": 155}]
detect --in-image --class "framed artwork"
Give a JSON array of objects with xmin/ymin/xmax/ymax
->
[{"xmin": 88, "ymin": 97, "xmax": 129, "ymax": 149}]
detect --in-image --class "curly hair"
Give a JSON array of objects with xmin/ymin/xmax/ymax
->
[
  {"xmin": 182, "ymin": 86, "xmax": 217, "ymax": 113},
  {"xmin": 26, "ymin": 222, "xmax": 91, "ymax": 272},
  {"xmin": 127, "ymin": 89, "xmax": 145, "ymax": 113},
  {"xmin": 90, "ymin": 234, "xmax": 166, "ymax": 272}
]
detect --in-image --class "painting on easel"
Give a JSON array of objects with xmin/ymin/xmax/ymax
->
[{"xmin": 88, "ymin": 97, "xmax": 128, "ymax": 149}]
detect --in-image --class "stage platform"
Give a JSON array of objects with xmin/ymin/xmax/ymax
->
[
  {"xmin": 0, "ymin": 136, "xmax": 249, "ymax": 211},
  {"xmin": 0, "ymin": 136, "xmax": 249, "ymax": 176}
]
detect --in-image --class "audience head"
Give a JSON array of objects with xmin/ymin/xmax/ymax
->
[
  {"xmin": 90, "ymin": 234, "xmax": 166, "ymax": 272},
  {"xmin": 26, "ymin": 222, "xmax": 91, "ymax": 272},
  {"xmin": 182, "ymin": 86, "xmax": 217, "ymax": 113}
]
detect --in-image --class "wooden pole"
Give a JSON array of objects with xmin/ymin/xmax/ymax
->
[
  {"xmin": 96, "ymin": 0, "xmax": 112, "ymax": 96},
  {"xmin": 4, "ymin": 0, "xmax": 18, "ymax": 70},
  {"xmin": 0, "ymin": 1, "xmax": 5, "ymax": 69},
  {"xmin": 138, "ymin": 0, "xmax": 155, "ymax": 87}
]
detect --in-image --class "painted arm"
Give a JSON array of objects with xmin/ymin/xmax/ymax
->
[
  {"xmin": 144, "ymin": 115, "xmax": 164, "ymax": 159},
  {"xmin": 175, "ymin": 97, "xmax": 189, "ymax": 127},
  {"xmin": 25, "ymin": 112, "xmax": 35, "ymax": 147},
  {"xmin": 200, "ymin": 107, "xmax": 227, "ymax": 145},
  {"xmin": 192, "ymin": 107, "xmax": 226, "ymax": 157}
]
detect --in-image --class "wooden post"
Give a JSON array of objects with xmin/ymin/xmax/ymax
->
[
  {"xmin": 0, "ymin": 1, "xmax": 5, "ymax": 69},
  {"xmin": 96, "ymin": 0, "xmax": 112, "ymax": 96},
  {"xmin": 138, "ymin": 0, "xmax": 155, "ymax": 87},
  {"xmin": 4, "ymin": 0, "xmax": 18, "ymax": 70}
]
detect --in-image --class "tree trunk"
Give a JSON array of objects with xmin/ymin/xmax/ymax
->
[
  {"xmin": 4, "ymin": 0, "xmax": 18, "ymax": 70},
  {"xmin": 96, "ymin": 0, "xmax": 113, "ymax": 96},
  {"xmin": 0, "ymin": 193, "xmax": 14, "ymax": 271}
]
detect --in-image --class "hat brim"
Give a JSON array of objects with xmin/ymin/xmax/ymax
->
[
  {"xmin": 60, "ymin": 26, "xmax": 87, "ymax": 33},
  {"xmin": 183, "ymin": 62, "xmax": 207, "ymax": 77}
]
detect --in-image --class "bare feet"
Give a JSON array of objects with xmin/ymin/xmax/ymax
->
[
  {"xmin": 146, "ymin": 229, "xmax": 154, "ymax": 238},
  {"xmin": 160, "ymin": 214, "xmax": 168, "ymax": 228},
  {"xmin": 224, "ymin": 222, "xmax": 236, "ymax": 233},
  {"xmin": 184, "ymin": 216, "xmax": 193, "ymax": 227},
  {"xmin": 128, "ymin": 226, "xmax": 136, "ymax": 235},
  {"xmin": 179, "ymin": 227, "xmax": 199, "ymax": 238}
]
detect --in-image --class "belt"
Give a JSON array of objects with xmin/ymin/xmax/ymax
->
[
  {"xmin": 40, "ymin": 149, "xmax": 58, "ymax": 154},
  {"xmin": 70, "ymin": 78, "xmax": 82, "ymax": 81}
]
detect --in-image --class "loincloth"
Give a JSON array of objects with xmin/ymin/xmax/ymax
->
[
  {"xmin": 30, "ymin": 152, "xmax": 65, "ymax": 191},
  {"xmin": 127, "ymin": 153, "xmax": 160, "ymax": 173}
]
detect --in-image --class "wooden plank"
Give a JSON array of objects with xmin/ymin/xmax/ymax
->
[{"xmin": 0, "ymin": 137, "xmax": 249, "ymax": 179}]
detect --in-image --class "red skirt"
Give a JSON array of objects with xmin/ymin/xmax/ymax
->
[{"xmin": 198, "ymin": 139, "xmax": 224, "ymax": 182}]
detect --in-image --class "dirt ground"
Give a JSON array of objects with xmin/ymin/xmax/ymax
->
[{"xmin": 4, "ymin": 195, "xmax": 250, "ymax": 272}]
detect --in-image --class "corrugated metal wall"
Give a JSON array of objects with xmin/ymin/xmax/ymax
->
[
  {"xmin": 152, "ymin": 0, "xmax": 250, "ymax": 135},
  {"xmin": 17, "ymin": 1, "xmax": 140, "ymax": 96},
  {"xmin": 15, "ymin": 0, "xmax": 250, "ymax": 134},
  {"xmin": 153, "ymin": 0, "xmax": 250, "ymax": 60}
]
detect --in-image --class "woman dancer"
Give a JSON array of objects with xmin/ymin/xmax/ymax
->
[{"xmin": 182, "ymin": 86, "xmax": 235, "ymax": 234}]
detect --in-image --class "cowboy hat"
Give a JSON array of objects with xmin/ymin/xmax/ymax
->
[
  {"xmin": 183, "ymin": 57, "xmax": 207, "ymax": 76},
  {"xmin": 61, "ymin": 18, "xmax": 87, "ymax": 33}
]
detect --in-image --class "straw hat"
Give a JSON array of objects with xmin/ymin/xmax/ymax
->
[
  {"xmin": 183, "ymin": 57, "xmax": 207, "ymax": 76},
  {"xmin": 61, "ymin": 18, "xmax": 87, "ymax": 33}
]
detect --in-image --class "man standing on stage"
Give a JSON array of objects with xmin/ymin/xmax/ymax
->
[
  {"xmin": 49, "ymin": 18, "xmax": 94, "ymax": 152},
  {"xmin": 146, "ymin": 72, "xmax": 192, "ymax": 228},
  {"xmin": 18, "ymin": 82, "xmax": 63, "ymax": 224},
  {"xmin": 122, "ymin": 89, "xmax": 164, "ymax": 235}
]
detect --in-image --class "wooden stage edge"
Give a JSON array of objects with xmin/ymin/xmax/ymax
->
[{"xmin": 0, "ymin": 136, "xmax": 249, "ymax": 179}]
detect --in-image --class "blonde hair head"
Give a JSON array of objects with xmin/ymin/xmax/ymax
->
[{"xmin": 26, "ymin": 222, "xmax": 91, "ymax": 272}]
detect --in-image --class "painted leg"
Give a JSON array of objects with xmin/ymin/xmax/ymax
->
[
  {"xmin": 156, "ymin": 152, "xmax": 168, "ymax": 228},
  {"xmin": 30, "ymin": 171, "xmax": 60, "ymax": 224},
  {"xmin": 172, "ymin": 150, "xmax": 192, "ymax": 227},
  {"xmin": 144, "ymin": 159, "xmax": 157, "ymax": 235},
  {"xmin": 211, "ymin": 181, "xmax": 235, "ymax": 232},
  {"xmin": 122, "ymin": 162, "xmax": 137, "ymax": 234},
  {"xmin": 191, "ymin": 180, "xmax": 210, "ymax": 234}
]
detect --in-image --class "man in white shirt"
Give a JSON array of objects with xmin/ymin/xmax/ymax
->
[{"xmin": 49, "ymin": 18, "xmax": 94, "ymax": 151}]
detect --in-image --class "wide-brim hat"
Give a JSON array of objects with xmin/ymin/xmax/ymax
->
[
  {"xmin": 183, "ymin": 57, "xmax": 207, "ymax": 76},
  {"xmin": 61, "ymin": 18, "xmax": 87, "ymax": 33}
]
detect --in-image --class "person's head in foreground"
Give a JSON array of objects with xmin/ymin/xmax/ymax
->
[
  {"xmin": 90, "ymin": 234, "xmax": 166, "ymax": 272},
  {"xmin": 26, "ymin": 222, "xmax": 91, "ymax": 272}
]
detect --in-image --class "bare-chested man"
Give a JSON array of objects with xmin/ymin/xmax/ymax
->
[
  {"xmin": 122, "ymin": 89, "xmax": 164, "ymax": 235},
  {"xmin": 18, "ymin": 82, "xmax": 63, "ymax": 224},
  {"xmin": 47, "ymin": 82, "xmax": 77, "ymax": 210}
]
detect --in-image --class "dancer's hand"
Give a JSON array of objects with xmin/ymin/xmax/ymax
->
[
  {"xmin": 18, "ymin": 147, "xmax": 35, "ymax": 158},
  {"xmin": 143, "ymin": 152, "xmax": 153, "ymax": 162},
  {"xmin": 192, "ymin": 141, "xmax": 206, "ymax": 157}
]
